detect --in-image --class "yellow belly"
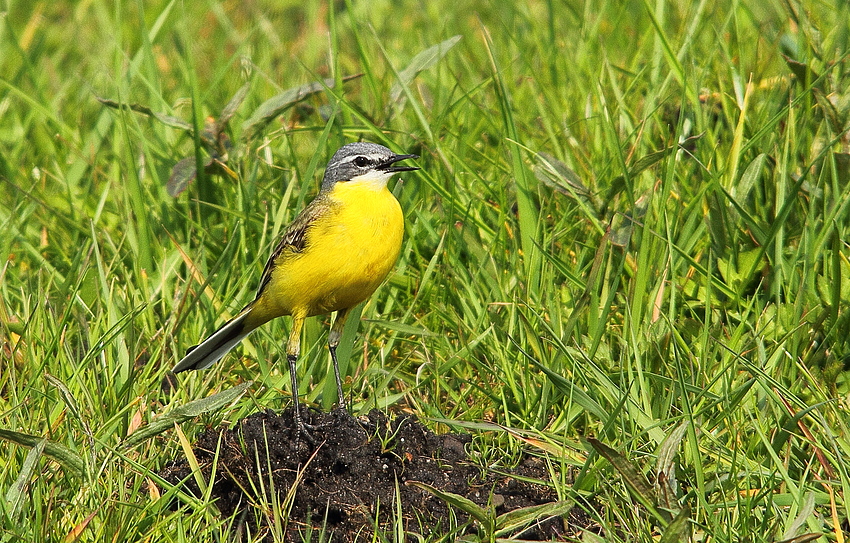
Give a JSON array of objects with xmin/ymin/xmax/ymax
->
[{"xmin": 252, "ymin": 181, "xmax": 403, "ymax": 323}]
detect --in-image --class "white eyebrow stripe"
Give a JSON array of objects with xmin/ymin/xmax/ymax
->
[{"xmin": 339, "ymin": 153, "xmax": 387, "ymax": 165}]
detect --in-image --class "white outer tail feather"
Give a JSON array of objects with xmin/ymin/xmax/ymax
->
[{"xmin": 172, "ymin": 309, "xmax": 252, "ymax": 373}]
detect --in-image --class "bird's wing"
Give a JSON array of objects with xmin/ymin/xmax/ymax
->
[{"xmin": 254, "ymin": 197, "xmax": 332, "ymax": 299}]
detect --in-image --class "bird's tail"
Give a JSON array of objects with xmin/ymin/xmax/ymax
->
[{"xmin": 172, "ymin": 305, "xmax": 254, "ymax": 373}]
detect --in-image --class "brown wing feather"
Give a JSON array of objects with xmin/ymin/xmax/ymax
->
[{"xmin": 254, "ymin": 196, "xmax": 332, "ymax": 299}]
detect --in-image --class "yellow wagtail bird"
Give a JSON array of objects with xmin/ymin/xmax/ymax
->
[{"xmin": 173, "ymin": 142, "xmax": 419, "ymax": 438}]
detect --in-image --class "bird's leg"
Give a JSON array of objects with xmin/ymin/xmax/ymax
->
[
  {"xmin": 328, "ymin": 308, "xmax": 351, "ymax": 411},
  {"xmin": 287, "ymin": 353, "xmax": 314, "ymax": 443},
  {"xmin": 287, "ymin": 314, "xmax": 314, "ymax": 443}
]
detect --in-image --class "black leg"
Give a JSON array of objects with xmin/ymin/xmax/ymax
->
[
  {"xmin": 286, "ymin": 314, "xmax": 314, "ymax": 443},
  {"xmin": 328, "ymin": 308, "xmax": 351, "ymax": 410},
  {"xmin": 329, "ymin": 344, "xmax": 346, "ymax": 410},
  {"xmin": 288, "ymin": 353, "xmax": 315, "ymax": 444}
]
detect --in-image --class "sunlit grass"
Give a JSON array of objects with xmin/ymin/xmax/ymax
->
[{"xmin": 1, "ymin": 0, "xmax": 849, "ymax": 541}]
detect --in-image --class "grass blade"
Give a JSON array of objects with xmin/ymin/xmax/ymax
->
[
  {"xmin": 4, "ymin": 438, "xmax": 45, "ymax": 521},
  {"xmin": 657, "ymin": 505, "xmax": 691, "ymax": 543},
  {"xmin": 588, "ymin": 438, "xmax": 670, "ymax": 524},
  {"xmin": 481, "ymin": 24, "xmax": 541, "ymax": 298},
  {"xmin": 0, "ymin": 430, "xmax": 86, "ymax": 480},
  {"xmin": 389, "ymin": 35, "xmax": 462, "ymax": 106},
  {"xmin": 406, "ymin": 480, "xmax": 494, "ymax": 532},
  {"xmin": 241, "ymin": 75, "xmax": 362, "ymax": 139},
  {"xmin": 655, "ymin": 421, "xmax": 689, "ymax": 511},
  {"xmin": 495, "ymin": 500, "xmax": 574, "ymax": 537},
  {"xmin": 122, "ymin": 382, "xmax": 252, "ymax": 448}
]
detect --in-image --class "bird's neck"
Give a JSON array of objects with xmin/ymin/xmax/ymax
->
[{"xmin": 330, "ymin": 171, "xmax": 394, "ymax": 193}]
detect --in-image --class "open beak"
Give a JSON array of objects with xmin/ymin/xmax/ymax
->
[{"xmin": 379, "ymin": 153, "xmax": 419, "ymax": 173}]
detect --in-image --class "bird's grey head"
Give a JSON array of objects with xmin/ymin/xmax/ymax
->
[{"xmin": 321, "ymin": 142, "xmax": 419, "ymax": 191}]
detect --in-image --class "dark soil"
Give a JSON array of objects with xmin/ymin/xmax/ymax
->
[{"xmin": 158, "ymin": 407, "xmax": 590, "ymax": 541}]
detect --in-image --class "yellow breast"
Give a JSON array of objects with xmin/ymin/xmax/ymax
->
[{"xmin": 255, "ymin": 179, "xmax": 403, "ymax": 321}]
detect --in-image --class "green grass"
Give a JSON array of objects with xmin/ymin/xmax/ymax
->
[{"xmin": 1, "ymin": 0, "xmax": 849, "ymax": 541}]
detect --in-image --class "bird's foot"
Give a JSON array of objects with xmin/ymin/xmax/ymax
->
[
  {"xmin": 295, "ymin": 421, "xmax": 316, "ymax": 445},
  {"xmin": 291, "ymin": 404, "xmax": 317, "ymax": 445}
]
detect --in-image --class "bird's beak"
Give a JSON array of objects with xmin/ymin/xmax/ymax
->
[{"xmin": 380, "ymin": 153, "xmax": 419, "ymax": 173}]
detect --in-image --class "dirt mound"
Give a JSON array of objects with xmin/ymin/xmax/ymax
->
[{"xmin": 159, "ymin": 408, "xmax": 584, "ymax": 541}]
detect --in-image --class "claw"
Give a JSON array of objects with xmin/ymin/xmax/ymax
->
[{"xmin": 293, "ymin": 407, "xmax": 317, "ymax": 445}]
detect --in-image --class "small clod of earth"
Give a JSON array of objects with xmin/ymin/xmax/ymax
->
[{"xmin": 158, "ymin": 407, "xmax": 593, "ymax": 541}]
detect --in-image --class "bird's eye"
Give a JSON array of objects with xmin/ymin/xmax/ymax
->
[{"xmin": 353, "ymin": 156, "xmax": 370, "ymax": 167}]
